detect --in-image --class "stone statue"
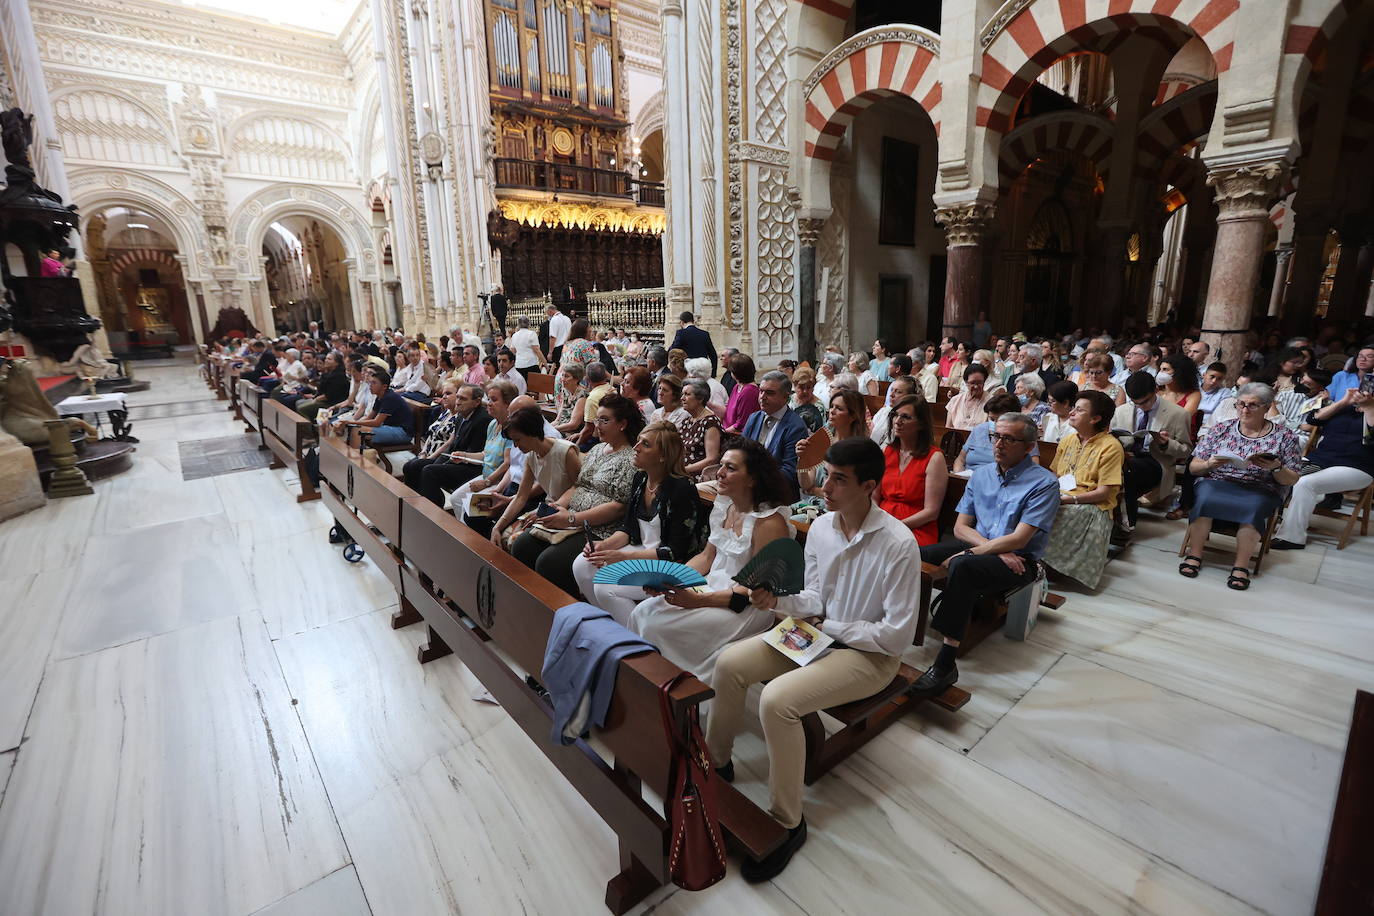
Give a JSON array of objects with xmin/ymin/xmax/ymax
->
[
  {"xmin": 1, "ymin": 107, "xmax": 34, "ymax": 170},
  {"xmin": 59, "ymin": 340, "xmax": 122, "ymax": 379}
]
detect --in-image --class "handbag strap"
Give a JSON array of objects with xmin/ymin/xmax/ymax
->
[{"xmin": 658, "ymin": 672, "xmax": 690, "ymax": 753}]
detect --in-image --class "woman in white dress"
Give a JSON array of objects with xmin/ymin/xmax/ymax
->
[
  {"xmin": 629, "ymin": 438, "xmax": 795, "ymax": 685},
  {"xmin": 572, "ymin": 422, "xmax": 706, "ymax": 623}
]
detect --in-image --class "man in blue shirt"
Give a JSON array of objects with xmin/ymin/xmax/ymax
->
[{"xmin": 914, "ymin": 413, "xmax": 1060, "ymax": 696}]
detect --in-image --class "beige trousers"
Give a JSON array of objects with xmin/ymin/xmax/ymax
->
[{"xmin": 705, "ymin": 638, "xmax": 899, "ymax": 829}]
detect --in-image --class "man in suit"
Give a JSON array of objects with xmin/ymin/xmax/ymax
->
[
  {"xmin": 1013, "ymin": 343, "xmax": 1063, "ymax": 390},
  {"xmin": 415, "ymin": 383, "xmax": 492, "ymax": 507},
  {"xmin": 489, "ymin": 285, "xmax": 508, "ymax": 336},
  {"xmin": 669, "ymin": 311, "xmax": 718, "ymax": 376},
  {"xmin": 742, "ymin": 370, "xmax": 808, "ymax": 500},
  {"xmin": 1111, "ymin": 370, "xmax": 1193, "ymax": 540}
]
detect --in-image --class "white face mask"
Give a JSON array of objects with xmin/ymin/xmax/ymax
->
[{"xmin": 1155, "ymin": 372, "xmax": 1173, "ymax": 386}]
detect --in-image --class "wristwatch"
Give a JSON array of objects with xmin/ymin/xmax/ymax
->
[{"xmin": 568, "ymin": 511, "xmax": 578, "ymax": 525}]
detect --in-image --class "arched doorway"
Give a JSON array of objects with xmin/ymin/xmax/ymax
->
[
  {"xmin": 85, "ymin": 205, "xmax": 193, "ymax": 352},
  {"xmin": 261, "ymin": 217, "xmax": 352, "ymax": 334}
]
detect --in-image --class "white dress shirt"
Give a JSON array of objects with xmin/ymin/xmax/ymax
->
[
  {"xmin": 549, "ymin": 313, "xmax": 571, "ymax": 347},
  {"xmin": 497, "ymin": 367, "xmax": 527, "ymax": 396},
  {"xmin": 775, "ymin": 505, "xmax": 921, "ymax": 656}
]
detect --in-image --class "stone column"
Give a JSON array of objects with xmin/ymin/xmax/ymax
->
[
  {"xmin": 1267, "ymin": 244, "xmax": 1294, "ymax": 317},
  {"xmin": 1326, "ymin": 226, "xmax": 1374, "ymax": 324},
  {"xmin": 796, "ymin": 217, "xmax": 824, "ymax": 364},
  {"xmin": 659, "ymin": 0, "xmax": 694, "ymax": 323},
  {"xmin": 934, "ymin": 202, "xmax": 995, "ymax": 340},
  {"xmin": 1087, "ymin": 221, "xmax": 1132, "ymax": 332},
  {"xmin": 1280, "ymin": 209, "xmax": 1332, "ymax": 337},
  {"xmin": 1200, "ymin": 162, "xmax": 1286, "ymax": 382}
]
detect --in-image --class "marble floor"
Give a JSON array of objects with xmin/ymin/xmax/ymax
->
[{"xmin": 0, "ymin": 359, "xmax": 1368, "ymax": 916}]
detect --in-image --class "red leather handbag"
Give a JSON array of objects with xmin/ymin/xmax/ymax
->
[{"xmin": 658, "ymin": 673, "xmax": 727, "ymax": 890}]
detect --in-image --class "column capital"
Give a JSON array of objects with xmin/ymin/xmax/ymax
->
[
  {"xmin": 935, "ymin": 202, "xmax": 996, "ymax": 247},
  {"xmin": 797, "ymin": 217, "xmax": 825, "ymax": 246},
  {"xmin": 1205, "ymin": 161, "xmax": 1286, "ymax": 219}
]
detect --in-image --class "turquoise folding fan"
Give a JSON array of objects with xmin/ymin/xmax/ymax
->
[{"xmin": 593, "ymin": 559, "xmax": 707, "ymax": 590}]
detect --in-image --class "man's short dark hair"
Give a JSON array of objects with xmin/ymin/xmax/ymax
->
[
  {"xmin": 370, "ymin": 368, "xmax": 392, "ymax": 387},
  {"xmin": 890, "ymin": 354, "xmax": 912, "ymax": 375},
  {"xmin": 679, "ymin": 311, "xmax": 695, "ymax": 323},
  {"xmin": 1206, "ymin": 362, "xmax": 1227, "ymax": 374},
  {"xmin": 825, "ymin": 436, "xmax": 884, "ymax": 486},
  {"xmin": 1306, "ymin": 367, "xmax": 1333, "ymax": 387},
  {"xmin": 647, "ymin": 346, "xmax": 669, "ymax": 367},
  {"xmin": 1124, "ymin": 371, "xmax": 1156, "ymax": 400}
]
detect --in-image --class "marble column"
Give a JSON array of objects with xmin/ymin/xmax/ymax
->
[
  {"xmin": 1200, "ymin": 162, "xmax": 1285, "ymax": 382},
  {"xmin": 659, "ymin": 0, "xmax": 694, "ymax": 323},
  {"xmin": 935, "ymin": 202, "xmax": 995, "ymax": 340},
  {"xmin": 1266, "ymin": 245, "xmax": 1294, "ymax": 317},
  {"xmin": 1279, "ymin": 210, "xmax": 1332, "ymax": 337},
  {"xmin": 796, "ymin": 217, "xmax": 824, "ymax": 364}
]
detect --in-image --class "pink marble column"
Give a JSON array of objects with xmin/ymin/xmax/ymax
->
[
  {"xmin": 1266, "ymin": 245, "xmax": 1293, "ymax": 317},
  {"xmin": 1200, "ymin": 162, "xmax": 1286, "ymax": 382},
  {"xmin": 935, "ymin": 202, "xmax": 995, "ymax": 340}
]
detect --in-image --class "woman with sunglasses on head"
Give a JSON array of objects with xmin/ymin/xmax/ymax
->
[{"xmin": 797, "ymin": 389, "xmax": 869, "ymax": 497}]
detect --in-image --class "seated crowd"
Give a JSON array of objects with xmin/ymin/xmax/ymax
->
[{"xmin": 207, "ymin": 312, "xmax": 1374, "ymax": 879}]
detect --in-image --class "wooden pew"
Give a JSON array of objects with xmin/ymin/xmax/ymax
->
[
  {"xmin": 226, "ymin": 366, "xmax": 242, "ymax": 420},
  {"xmin": 1316, "ymin": 689, "xmax": 1374, "ymax": 914},
  {"xmin": 1036, "ymin": 439, "xmax": 1058, "ymax": 470},
  {"xmin": 318, "ymin": 438, "xmax": 788, "ymax": 910},
  {"xmin": 263, "ymin": 398, "xmax": 321, "ymax": 502},
  {"xmin": 238, "ymin": 377, "xmax": 269, "ymax": 451},
  {"xmin": 527, "ymin": 370, "xmax": 557, "ymax": 404}
]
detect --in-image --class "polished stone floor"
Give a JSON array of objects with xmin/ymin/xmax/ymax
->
[{"xmin": 0, "ymin": 359, "xmax": 1368, "ymax": 915}]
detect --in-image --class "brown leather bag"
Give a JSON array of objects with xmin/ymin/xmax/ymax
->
[{"xmin": 658, "ymin": 672, "xmax": 727, "ymax": 891}]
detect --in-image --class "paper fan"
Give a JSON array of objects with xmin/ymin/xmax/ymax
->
[
  {"xmin": 732, "ymin": 538, "xmax": 806, "ymax": 596},
  {"xmin": 593, "ymin": 559, "xmax": 707, "ymax": 590},
  {"xmin": 797, "ymin": 428, "xmax": 831, "ymax": 471}
]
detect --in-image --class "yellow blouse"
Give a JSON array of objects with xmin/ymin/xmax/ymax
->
[{"xmin": 1051, "ymin": 429, "xmax": 1124, "ymax": 512}]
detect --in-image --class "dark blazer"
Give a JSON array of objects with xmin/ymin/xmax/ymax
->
[
  {"xmin": 443, "ymin": 405, "xmax": 491, "ymax": 456},
  {"xmin": 537, "ymin": 318, "xmax": 551, "ymax": 359},
  {"xmin": 243, "ymin": 349, "xmax": 277, "ymax": 382},
  {"xmin": 741, "ymin": 407, "xmax": 808, "ymax": 486},
  {"xmin": 669, "ymin": 323, "xmax": 718, "ymax": 376},
  {"xmin": 617, "ymin": 473, "xmax": 706, "ymax": 561}
]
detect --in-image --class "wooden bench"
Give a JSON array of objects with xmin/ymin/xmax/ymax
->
[
  {"xmin": 527, "ymin": 370, "xmax": 557, "ymax": 402},
  {"xmin": 1315, "ymin": 688, "xmax": 1374, "ymax": 913},
  {"xmin": 263, "ymin": 398, "xmax": 320, "ymax": 502},
  {"xmin": 354, "ymin": 399, "xmax": 433, "ymax": 474},
  {"xmin": 238, "ymin": 377, "xmax": 268, "ymax": 451},
  {"xmin": 317, "ymin": 437, "xmax": 788, "ymax": 911}
]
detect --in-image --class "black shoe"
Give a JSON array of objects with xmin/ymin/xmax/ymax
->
[
  {"xmin": 1319, "ymin": 493, "xmax": 1344, "ymax": 511},
  {"xmin": 740, "ymin": 819, "xmax": 807, "ymax": 883},
  {"xmin": 1110, "ymin": 524, "xmax": 1133, "ymax": 547},
  {"xmin": 1269, "ymin": 538, "xmax": 1305, "ymax": 550},
  {"xmin": 909, "ymin": 664, "xmax": 958, "ymax": 698},
  {"xmin": 714, "ymin": 761, "xmax": 735, "ymax": 783}
]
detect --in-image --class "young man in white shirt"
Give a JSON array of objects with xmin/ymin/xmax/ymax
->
[
  {"xmin": 493, "ymin": 347, "xmax": 527, "ymax": 397},
  {"xmin": 705, "ymin": 436, "xmax": 921, "ymax": 882},
  {"xmin": 546, "ymin": 304, "xmax": 571, "ymax": 364}
]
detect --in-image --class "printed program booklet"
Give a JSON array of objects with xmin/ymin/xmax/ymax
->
[{"xmin": 760, "ymin": 616, "xmax": 834, "ymax": 667}]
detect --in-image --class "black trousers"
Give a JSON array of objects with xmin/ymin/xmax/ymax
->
[
  {"xmin": 1122, "ymin": 454, "xmax": 1163, "ymax": 525},
  {"xmin": 511, "ymin": 530, "xmax": 586, "ymax": 597},
  {"xmin": 462, "ymin": 482, "xmax": 524, "ymax": 538},
  {"xmin": 919, "ymin": 538, "xmax": 1038, "ymax": 643},
  {"xmin": 403, "ymin": 456, "xmax": 439, "ymax": 492},
  {"xmin": 418, "ymin": 459, "xmax": 481, "ymax": 507}
]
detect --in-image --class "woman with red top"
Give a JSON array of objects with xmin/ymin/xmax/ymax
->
[
  {"xmin": 723, "ymin": 352, "xmax": 761, "ymax": 433},
  {"xmin": 876, "ymin": 395, "xmax": 947, "ymax": 545}
]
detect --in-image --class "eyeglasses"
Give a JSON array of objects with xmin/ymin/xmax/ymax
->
[
  {"xmin": 988, "ymin": 432, "xmax": 1027, "ymax": 445},
  {"xmin": 892, "ymin": 414, "xmax": 917, "ymax": 424},
  {"xmin": 593, "ymin": 416, "xmax": 615, "ymax": 425},
  {"xmin": 1235, "ymin": 401, "xmax": 1265, "ymax": 411}
]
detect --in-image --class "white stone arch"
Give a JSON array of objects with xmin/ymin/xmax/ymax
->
[
  {"xmin": 66, "ymin": 169, "xmax": 204, "ymax": 275},
  {"xmin": 230, "ymin": 185, "xmax": 378, "ymax": 278},
  {"xmin": 223, "ymin": 110, "xmax": 355, "ymax": 184},
  {"xmin": 50, "ymin": 85, "xmax": 179, "ymax": 167},
  {"xmin": 631, "ymin": 89, "xmax": 665, "ymax": 138},
  {"xmin": 358, "ymin": 84, "xmax": 385, "ymax": 183}
]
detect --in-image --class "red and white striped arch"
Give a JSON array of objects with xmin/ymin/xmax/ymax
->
[
  {"xmin": 803, "ymin": 32, "xmax": 942, "ymax": 163},
  {"xmin": 977, "ymin": 0, "xmax": 1240, "ymax": 134},
  {"xmin": 997, "ymin": 110, "xmax": 1115, "ymax": 188},
  {"xmin": 108, "ymin": 248, "xmax": 183, "ymax": 277},
  {"xmin": 1134, "ymin": 79, "xmax": 1217, "ymax": 177}
]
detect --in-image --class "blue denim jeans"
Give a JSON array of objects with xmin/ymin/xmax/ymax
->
[{"xmin": 370, "ymin": 425, "xmax": 411, "ymax": 446}]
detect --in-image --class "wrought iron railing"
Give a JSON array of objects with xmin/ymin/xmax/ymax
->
[{"xmin": 493, "ymin": 158, "xmax": 665, "ymax": 207}]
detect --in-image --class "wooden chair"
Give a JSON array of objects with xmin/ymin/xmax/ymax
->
[
  {"xmin": 527, "ymin": 371, "xmax": 557, "ymax": 402},
  {"xmin": 1177, "ymin": 509, "xmax": 1279, "ymax": 576},
  {"xmin": 1036, "ymin": 439, "xmax": 1058, "ymax": 470},
  {"xmin": 939, "ymin": 427, "xmax": 968, "ymax": 464}
]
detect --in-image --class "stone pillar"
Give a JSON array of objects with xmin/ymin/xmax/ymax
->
[
  {"xmin": 659, "ymin": 0, "xmax": 694, "ymax": 322},
  {"xmin": 796, "ymin": 217, "xmax": 824, "ymax": 364},
  {"xmin": 1200, "ymin": 162, "xmax": 1286, "ymax": 382},
  {"xmin": 934, "ymin": 202, "xmax": 995, "ymax": 340},
  {"xmin": 1326, "ymin": 227, "xmax": 1374, "ymax": 324},
  {"xmin": 1280, "ymin": 209, "xmax": 1332, "ymax": 337},
  {"xmin": 1267, "ymin": 244, "xmax": 1294, "ymax": 317},
  {"xmin": 1088, "ymin": 221, "xmax": 1132, "ymax": 332}
]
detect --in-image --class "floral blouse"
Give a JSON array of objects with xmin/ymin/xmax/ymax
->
[
  {"xmin": 418, "ymin": 408, "xmax": 456, "ymax": 459},
  {"xmin": 1193, "ymin": 418, "xmax": 1301, "ymax": 493},
  {"xmin": 567, "ymin": 442, "xmax": 637, "ymax": 538}
]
